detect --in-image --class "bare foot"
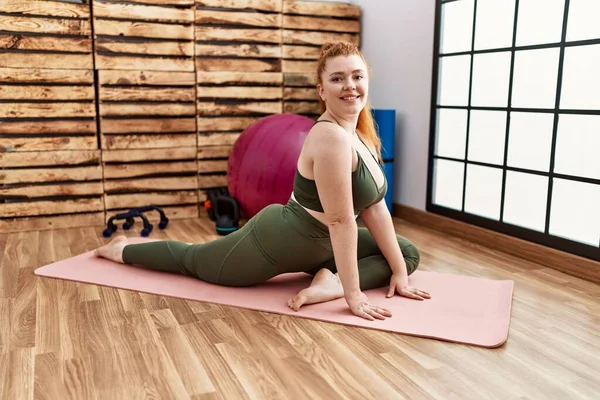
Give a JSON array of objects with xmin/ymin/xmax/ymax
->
[
  {"xmin": 288, "ymin": 268, "xmax": 344, "ymax": 311},
  {"xmin": 94, "ymin": 235, "xmax": 128, "ymax": 263}
]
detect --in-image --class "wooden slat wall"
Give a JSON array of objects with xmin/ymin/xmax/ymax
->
[
  {"xmin": 282, "ymin": 0, "xmax": 360, "ymax": 118},
  {"xmin": 0, "ymin": 151, "xmax": 105, "ymax": 232},
  {"xmin": 0, "ymin": 0, "xmax": 94, "ymax": 70},
  {"xmin": 93, "ymin": 0, "xmax": 200, "ymax": 220},
  {"xmin": 93, "ymin": 0, "xmax": 196, "ymax": 72},
  {"xmin": 101, "ymin": 148, "xmax": 200, "ymax": 222},
  {"xmin": 0, "ymin": 0, "xmax": 360, "ymax": 233},
  {"xmin": 0, "ymin": 0, "xmax": 103, "ymax": 232},
  {"xmin": 195, "ymin": 0, "xmax": 283, "ymax": 192}
]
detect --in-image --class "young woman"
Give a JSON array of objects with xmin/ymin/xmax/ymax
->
[{"xmin": 95, "ymin": 41, "xmax": 431, "ymax": 321}]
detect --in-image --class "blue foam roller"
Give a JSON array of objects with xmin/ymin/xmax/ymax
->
[
  {"xmin": 383, "ymin": 161, "xmax": 394, "ymax": 213},
  {"xmin": 372, "ymin": 109, "xmax": 396, "ymax": 162}
]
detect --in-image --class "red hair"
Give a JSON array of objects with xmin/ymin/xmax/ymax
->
[{"xmin": 316, "ymin": 41, "xmax": 382, "ymax": 161}]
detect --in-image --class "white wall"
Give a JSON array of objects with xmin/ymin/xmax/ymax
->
[
  {"xmin": 315, "ymin": 0, "xmax": 436, "ymax": 210},
  {"xmin": 353, "ymin": 0, "xmax": 437, "ymax": 210}
]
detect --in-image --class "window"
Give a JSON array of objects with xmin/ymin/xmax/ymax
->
[{"xmin": 428, "ymin": 0, "xmax": 599, "ymax": 261}]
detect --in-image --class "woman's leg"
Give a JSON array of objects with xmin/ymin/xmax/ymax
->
[
  {"xmin": 95, "ymin": 203, "xmax": 334, "ymax": 287},
  {"xmin": 306, "ymin": 228, "xmax": 420, "ymax": 289},
  {"xmin": 95, "ymin": 211, "xmax": 280, "ymax": 286},
  {"xmin": 288, "ymin": 228, "xmax": 421, "ymax": 310},
  {"xmin": 93, "ymin": 228, "xmax": 266, "ymax": 285},
  {"xmin": 354, "ymin": 227, "xmax": 421, "ymax": 290},
  {"xmin": 95, "ymin": 237, "xmax": 196, "ymax": 276}
]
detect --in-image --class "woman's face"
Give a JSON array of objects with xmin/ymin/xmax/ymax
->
[{"xmin": 318, "ymin": 54, "xmax": 369, "ymax": 118}]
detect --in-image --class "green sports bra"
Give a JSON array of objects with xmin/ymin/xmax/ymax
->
[{"xmin": 293, "ymin": 120, "xmax": 388, "ymax": 214}]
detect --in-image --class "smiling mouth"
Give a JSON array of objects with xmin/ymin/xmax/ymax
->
[{"xmin": 340, "ymin": 95, "xmax": 360, "ymax": 101}]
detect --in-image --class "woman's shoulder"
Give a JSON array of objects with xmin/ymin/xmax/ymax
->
[
  {"xmin": 307, "ymin": 120, "xmax": 351, "ymax": 149},
  {"xmin": 302, "ymin": 122, "xmax": 353, "ymax": 171}
]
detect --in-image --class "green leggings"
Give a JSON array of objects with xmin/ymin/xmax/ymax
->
[{"xmin": 122, "ymin": 199, "xmax": 421, "ymax": 289}]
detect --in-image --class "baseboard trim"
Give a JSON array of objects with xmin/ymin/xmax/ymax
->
[{"xmin": 392, "ymin": 203, "xmax": 600, "ymax": 285}]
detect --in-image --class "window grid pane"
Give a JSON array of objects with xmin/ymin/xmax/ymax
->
[{"xmin": 429, "ymin": 0, "xmax": 599, "ymax": 261}]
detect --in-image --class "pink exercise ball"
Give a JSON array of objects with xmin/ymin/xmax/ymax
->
[{"xmin": 227, "ymin": 113, "xmax": 315, "ymax": 218}]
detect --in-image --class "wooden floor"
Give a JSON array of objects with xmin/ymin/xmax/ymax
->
[{"xmin": 1, "ymin": 214, "xmax": 599, "ymax": 400}]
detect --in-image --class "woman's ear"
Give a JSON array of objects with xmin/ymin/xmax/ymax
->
[{"xmin": 317, "ymin": 84, "xmax": 325, "ymax": 101}]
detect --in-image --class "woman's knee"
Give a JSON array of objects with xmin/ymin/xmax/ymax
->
[
  {"xmin": 404, "ymin": 244, "xmax": 420, "ymax": 275},
  {"xmin": 396, "ymin": 236, "xmax": 421, "ymax": 275}
]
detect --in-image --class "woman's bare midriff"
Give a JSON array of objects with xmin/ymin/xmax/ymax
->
[{"xmin": 289, "ymin": 193, "xmax": 357, "ymax": 227}]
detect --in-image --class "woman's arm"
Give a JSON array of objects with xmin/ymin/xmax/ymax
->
[
  {"xmin": 309, "ymin": 125, "xmax": 393, "ymax": 319},
  {"xmin": 360, "ymin": 198, "xmax": 408, "ymax": 280},
  {"xmin": 311, "ymin": 125, "xmax": 361, "ymax": 299}
]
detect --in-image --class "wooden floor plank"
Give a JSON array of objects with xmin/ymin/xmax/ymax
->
[
  {"xmin": 34, "ymin": 352, "xmax": 65, "ymax": 400},
  {"xmin": 11, "ymin": 267, "xmax": 37, "ymax": 350}
]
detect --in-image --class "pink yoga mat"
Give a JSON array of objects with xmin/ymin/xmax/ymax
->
[{"xmin": 34, "ymin": 238, "xmax": 514, "ymax": 348}]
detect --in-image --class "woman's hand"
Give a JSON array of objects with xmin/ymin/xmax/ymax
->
[
  {"xmin": 346, "ymin": 292, "xmax": 392, "ymax": 321},
  {"xmin": 386, "ymin": 274, "xmax": 431, "ymax": 300}
]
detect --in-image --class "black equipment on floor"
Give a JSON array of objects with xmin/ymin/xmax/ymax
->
[
  {"xmin": 204, "ymin": 188, "xmax": 240, "ymax": 235},
  {"xmin": 103, "ymin": 205, "xmax": 169, "ymax": 238}
]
